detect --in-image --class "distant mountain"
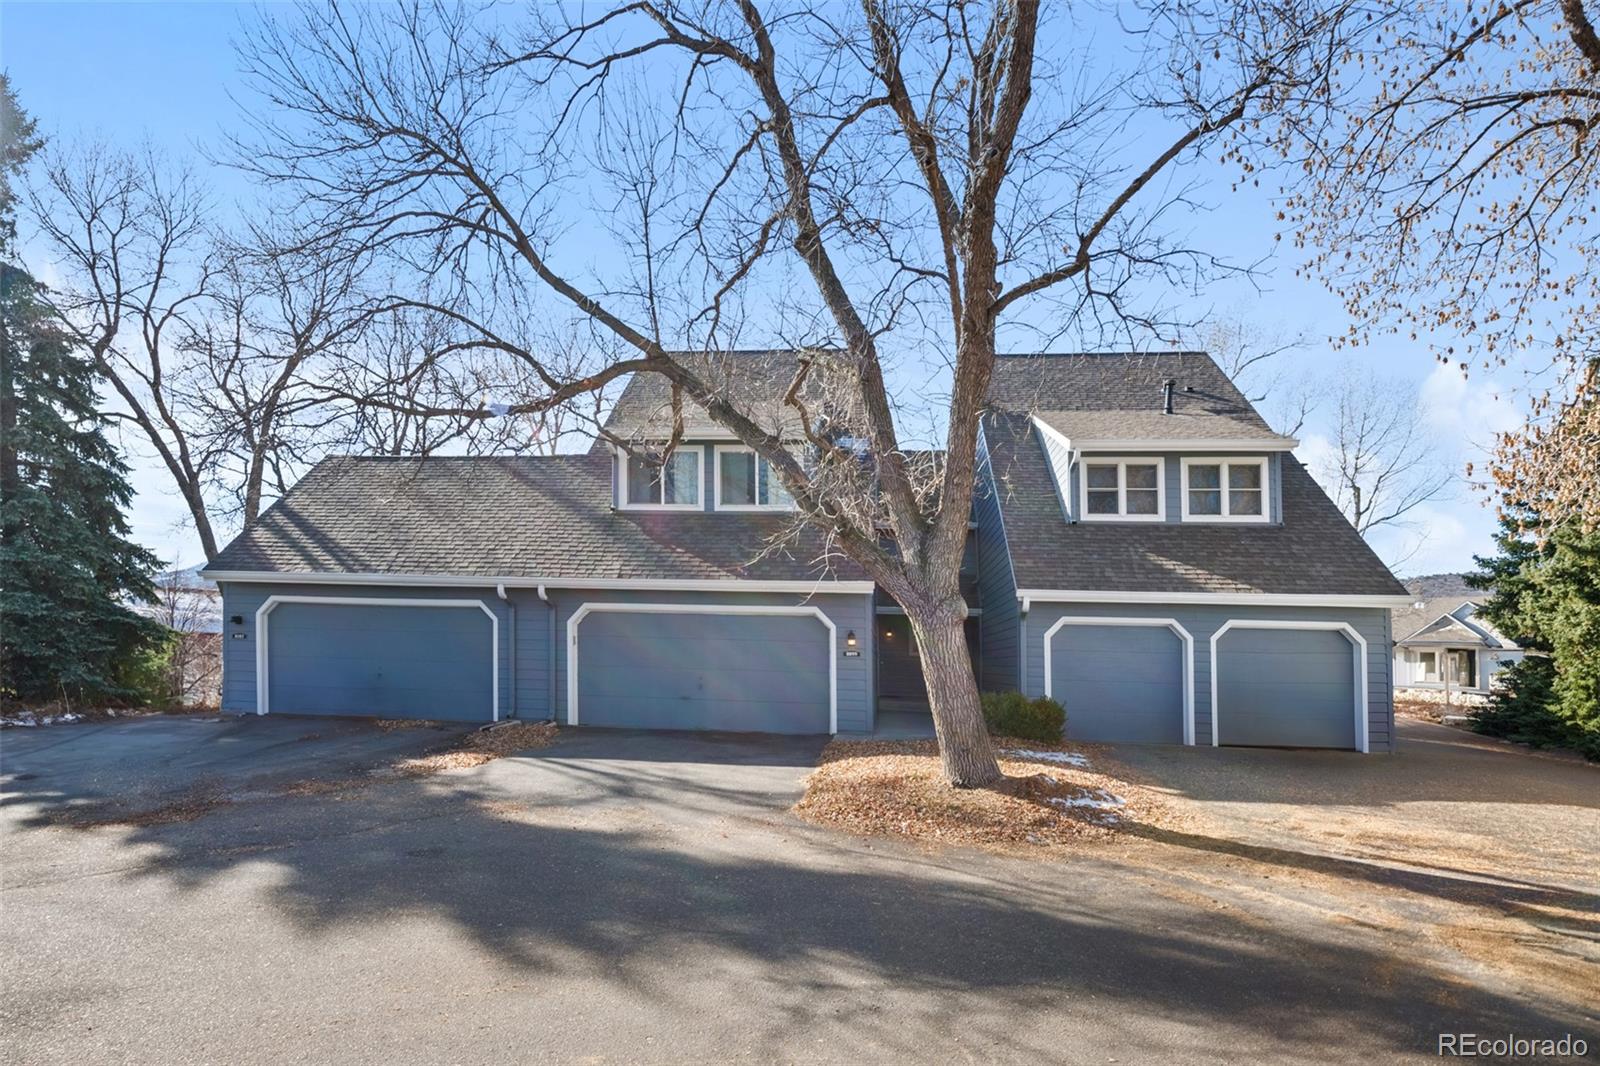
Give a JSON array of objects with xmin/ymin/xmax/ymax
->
[
  {"xmin": 156, "ymin": 564, "xmax": 216, "ymax": 591},
  {"xmin": 1402, "ymin": 572, "xmax": 1479, "ymax": 601}
]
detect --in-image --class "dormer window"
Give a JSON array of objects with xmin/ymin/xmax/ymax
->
[
  {"xmin": 621, "ymin": 448, "xmax": 702, "ymax": 509},
  {"xmin": 715, "ymin": 446, "xmax": 794, "ymax": 510},
  {"xmin": 1079, "ymin": 458, "xmax": 1164, "ymax": 521},
  {"xmin": 1180, "ymin": 457, "xmax": 1269, "ymax": 522}
]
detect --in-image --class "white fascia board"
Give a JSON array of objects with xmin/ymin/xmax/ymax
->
[
  {"xmin": 1015, "ymin": 589, "xmax": 1414, "ymax": 609},
  {"xmin": 202, "ymin": 570, "xmax": 876, "ymax": 594},
  {"xmin": 1071, "ymin": 438, "xmax": 1297, "ymax": 452}
]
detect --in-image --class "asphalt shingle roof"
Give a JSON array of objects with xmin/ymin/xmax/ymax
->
[
  {"xmin": 207, "ymin": 455, "xmax": 867, "ymax": 584},
  {"xmin": 593, "ymin": 350, "xmax": 827, "ymax": 452},
  {"xmin": 1391, "ymin": 575, "xmax": 1517, "ymax": 647},
  {"xmin": 989, "ymin": 351, "xmax": 1293, "ymax": 445},
  {"xmin": 980, "ymin": 403, "xmax": 1406, "ymax": 597}
]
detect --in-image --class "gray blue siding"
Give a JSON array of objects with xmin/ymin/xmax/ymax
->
[
  {"xmin": 1021, "ymin": 601, "xmax": 1394, "ymax": 751},
  {"xmin": 974, "ymin": 426, "xmax": 1021, "ymax": 691}
]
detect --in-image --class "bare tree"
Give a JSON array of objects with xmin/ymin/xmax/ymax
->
[
  {"xmin": 31, "ymin": 146, "xmax": 227, "ymax": 558},
  {"xmin": 1313, "ymin": 366, "xmax": 1451, "ymax": 537},
  {"xmin": 236, "ymin": 0, "xmax": 1363, "ymax": 786},
  {"xmin": 28, "ymin": 145, "xmax": 566, "ymax": 558},
  {"xmin": 1194, "ymin": 311, "xmax": 1317, "ymax": 436},
  {"xmin": 183, "ymin": 228, "xmax": 375, "ymax": 529},
  {"xmin": 1272, "ymin": 0, "xmax": 1600, "ymax": 532},
  {"xmin": 149, "ymin": 570, "xmax": 222, "ymax": 707},
  {"xmin": 318, "ymin": 308, "xmax": 593, "ymax": 456}
]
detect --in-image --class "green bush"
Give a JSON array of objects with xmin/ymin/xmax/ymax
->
[
  {"xmin": 980, "ymin": 691, "xmax": 1066, "ymax": 744},
  {"xmin": 1472, "ymin": 656, "xmax": 1600, "ymax": 760},
  {"xmin": 113, "ymin": 627, "xmax": 181, "ymax": 708}
]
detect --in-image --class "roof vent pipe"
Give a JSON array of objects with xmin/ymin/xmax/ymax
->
[{"xmin": 1162, "ymin": 379, "xmax": 1176, "ymax": 415}]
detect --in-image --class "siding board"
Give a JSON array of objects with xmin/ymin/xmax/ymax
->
[{"xmin": 974, "ymin": 426, "xmax": 1021, "ymax": 691}]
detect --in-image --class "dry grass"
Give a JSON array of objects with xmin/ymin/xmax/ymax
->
[
  {"xmin": 392, "ymin": 720, "xmax": 559, "ymax": 776},
  {"xmin": 794, "ymin": 737, "xmax": 1168, "ymax": 852},
  {"xmin": 374, "ymin": 717, "xmax": 446, "ymax": 732}
]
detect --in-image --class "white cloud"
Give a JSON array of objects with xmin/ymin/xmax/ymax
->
[
  {"xmin": 1417, "ymin": 362, "xmax": 1524, "ymax": 467},
  {"xmin": 1363, "ymin": 496, "xmax": 1499, "ymax": 578}
]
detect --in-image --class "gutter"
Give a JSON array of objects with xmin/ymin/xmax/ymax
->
[
  {"xmin": 199, "ymin": 570, "xmax": 876, "ymax": 595},
  {"xmin": 497, "ymin": 583, "xmax": 516, "ymax": 719},
  {"xmin": 1014, "ymin": 589, "xmax": 1415, "ymax": 609},
  {"xmin": 537, "ymin": 584, "xmax": 557, "ymax": 723}
]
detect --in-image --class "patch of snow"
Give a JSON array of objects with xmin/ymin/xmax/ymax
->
[
  {"xmin": 1048, "ymin": 789, "xmax": 1125, "ymax": 811},
  {"xmin": 1004, "ymin": 748, "xmax": 1089, "ymax": 768},
  {"xmin": 1, "ymin": 711, "xmax": 84, "ymax": 728}
]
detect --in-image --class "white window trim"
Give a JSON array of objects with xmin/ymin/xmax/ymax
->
[
  {"xmin": 1042, "ymin": 616, "xmax": 1196, "ymax": 745},
  {"xmin": 1209, "ymin": 619, "xmax": 1368, "ymax": 753},
  {"xmin": 565, "ymin": 602, "xmax": 837, "ymax": 733},
  {"xmin": 617, "ymin": 446, "xmax": 705, "ymax": 511},
  {"xmin": 253, "ymin": 596, "xmax": 499, "ymax": 721},
  {"xmin": 1076, "ymin": 456, "xmax": 1167, "ymax": 522},
  {"xmin": 1180, "ymin": 457, "xmax": 1270, "ymax": 523},
  {"xmin": 712, "ymin": 445, "xmax": 797, "ymax": 512}
]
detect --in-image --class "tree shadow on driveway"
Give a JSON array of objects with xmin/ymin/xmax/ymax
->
[{"xmin": 6, "ymin": 748, "xmax": 1595, "ymax": 1064}]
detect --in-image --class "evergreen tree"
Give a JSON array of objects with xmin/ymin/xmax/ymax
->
[
  {"xmin": 1, "ymin": 75, "xmax": 163, "ymax": 705},
  {"xmin": 1469, "ymin": 512, "xmax": 1600, "ymax": 759}
]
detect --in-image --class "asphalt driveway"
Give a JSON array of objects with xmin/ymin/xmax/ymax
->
[{"xmin": 2, "ymin": 715, "xmax": 1595, "ymax": 1065}]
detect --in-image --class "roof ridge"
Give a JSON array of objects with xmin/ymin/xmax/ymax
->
[{"xmin": 994, "ymin": 350, "xmax": 1211, "ymax": 359}]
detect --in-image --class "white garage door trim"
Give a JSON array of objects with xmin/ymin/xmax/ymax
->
[
  {"xmin": 566, "ymin": 603, "xmax": 837, "ymax": 733},
  {"xmin": 1042, "ymin": 616, "xmax": 1197, "ymax": 745},
  {"xmin": 1209, "ymin": 619, "xmax": 1367, "ymax": 753},
  {"xmin": 254, "ymin": 596, "xmax": 500, "ymax": 720}
]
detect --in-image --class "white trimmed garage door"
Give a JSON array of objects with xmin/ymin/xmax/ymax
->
[
  {"xmin": 262, "ymin": 599, "xmax": 496, "ymax": 722},
  {"xmin": 571, "ymin": 607, "xmax": 833, "ymax": 734},
  {"xmin": 1214, "ymin": 626, "xmax": 1360, "ymax": 749},
  {"xmin": 1047, "ymin": 621, "xmax": 1189, "ymax": 744}
]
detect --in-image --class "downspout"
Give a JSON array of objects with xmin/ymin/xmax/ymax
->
[
  {"xmin": 537, "ymin": 584, "xmax": 557, "ymax": 723},
  {"xmin": 497, "ymin": 583, "xmax": 516, "ymax": 720}
]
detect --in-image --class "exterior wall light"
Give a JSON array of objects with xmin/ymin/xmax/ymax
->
[{"xmin": 845, "ymin": 630, "xmax": 857, "ymax": 649}]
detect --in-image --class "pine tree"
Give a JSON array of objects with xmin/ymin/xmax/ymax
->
[
  {"xmin": 1, "ymin": 75, "xmax": 163, "ymax": 705},
  {"xmin": 1469, "ymin": 511, "xmax": 1600, "ymax": 759}
]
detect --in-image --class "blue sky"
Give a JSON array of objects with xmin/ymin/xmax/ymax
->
[{"xmin": 2, "ymin": 1, "xmax": 1525, "ymax": 577}]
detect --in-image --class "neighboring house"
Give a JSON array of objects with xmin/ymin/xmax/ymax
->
[
  {"xmin": 1391, "ymin": 574, "xmax": 1527, "ymax": 702},
  {"xmin": 203, "ymin": 350, "xmax": 1410, "ymax": 751}
]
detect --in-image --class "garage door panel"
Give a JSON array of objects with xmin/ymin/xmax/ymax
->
[
  {"xmin": 267, "ymin": 602, "xmax": 494, "ymax": 722},
  {"xmin": 576, "ymin": 611, "xmax": 830, "ymax": 734},
  {"xmin": 1050, "ymin": 624, "xmax": 1185, "ymax": 744},
  {"xmin": 1216, "ymin": 628, "xmax": 1356, "ymax": 749}
]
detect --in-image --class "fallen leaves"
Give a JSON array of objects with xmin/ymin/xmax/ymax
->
[{"xmin": 793, "ymin": 737, "xmax": 1169, "ymax": 853}]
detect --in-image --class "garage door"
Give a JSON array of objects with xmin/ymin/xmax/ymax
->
[
  {"xmin": 1048, "ymin": 622, "xmax": 1186, "ymax": 744},
  {"xmin": 265, "ymin": 601, "xmax": 495, "ymax": 721},
  {"xmin": 574, "ymin": 609, "xmax": 830, "ymax": 733},
  {"xmin": 1215, "ymin": 628, "xmax": 1356, "ymax": 748}
]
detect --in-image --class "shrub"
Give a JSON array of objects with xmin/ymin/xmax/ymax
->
[
  {"xmin": 980, "ymin": 691, "xmax": 1066, "ymax": 744},
  {"xmin": 113, "ymin": 627, "xmax": 181, "ymax": 708},
  {"xmin": 1472, "ymin": 656, "xmax": 1600, "ymax": 760}
]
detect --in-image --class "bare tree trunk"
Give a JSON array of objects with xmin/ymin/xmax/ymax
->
[{"xmin": 906, "ymin": 598, "xmax": 1000, "ymax": 788}]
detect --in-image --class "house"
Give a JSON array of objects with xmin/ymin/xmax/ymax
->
[
  {"xmin": 202, "ymin": 350, "xmax": 1411, "ymax": 751},
  {"xmin": 1391, "ymin": 574, "xmax": 1527, "ymax": 703}
]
